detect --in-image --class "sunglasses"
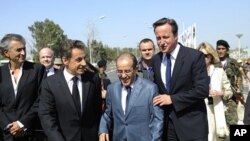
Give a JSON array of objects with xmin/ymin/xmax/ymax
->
[{"xmin": 203, "ymin": 53, "xmax": 209, "ymax": 58}]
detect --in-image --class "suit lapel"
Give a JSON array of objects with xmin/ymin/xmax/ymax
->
[
  {"xmin": 125, "ymin": 77, "xmax": 142, "ymax": 119},
  {"xmin": 171, "ymin": 46, "xmax": 185, "ymax": 92},
  {"xmin": 154, "ymin": 53, "xmax": 166, "ymax": 92},
  {"xmin": 2, "ymin": 65, "xmax": 15, "ymax": 100},
  {"xmin": 16, "ymin": 62, "xmax": 30, "ymax": 100},
  {"xmin": 113, "ymin": 83, "xmax": 124, "ymax": 116},
  {"xmin": 58, "ymin": 72, "xmax": 80, "ymax": 116},
  {"xmin": 81, "ymin": 74, "xmax": 90, "ymax": 114}
]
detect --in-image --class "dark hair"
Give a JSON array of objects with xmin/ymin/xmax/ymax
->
[
  {"xmin": 139, "ymin": 38, "xmax": 155, "ymax": 49},
  {"xmin": 153, "ymin": 17, "xmax": 178, "ymax": 36},
  {"xmin": 116, "ymin": 53, "xmax": 138, "ymax": 69},
  {"xmin": 97, "ymin": 59, "xmax": 107, "ymax": 68},
  {"xmin": 216, "ymin": 39, "xmax": 230, "ymax": 50},
  {"xmin": 60, "ymin": 39, "xmax": 86, "ymax": 58},
  {"xmin": 0, "ymin": 33, "xmax": 26, "ymax": 55}
]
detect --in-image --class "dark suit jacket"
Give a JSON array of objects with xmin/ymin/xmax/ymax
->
[
  {"xmin": 152, "ymin": 44, "xmax": 209, "ymax": 140},
  {"xmin": 244, "ymin": 91, "xmax": 250, "ymax": 125},
  {"xmin": 39, "ymin": 70, "xmax": 102, "ymax": 141},
  {"xmin": 0, "ymin": 61, "xmax": 45, "ymax": 141}
]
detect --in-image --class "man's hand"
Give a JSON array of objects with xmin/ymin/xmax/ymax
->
[
  {"xmin": 99, "ymin": 133, "xmax": 109, "ymax": 141},
  {"xmin": 153, "ymin": 94, "xmax": 172, "ymax": 106},
  {"xmin": 9, "ymin": 121, "xmax": 24, "ymax": 137}
]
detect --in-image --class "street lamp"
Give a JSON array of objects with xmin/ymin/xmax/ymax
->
[
  {"xmin": 236, "ymin": 34, "xmax": 243, "ymax": 59},
  {"xmin": 88, "ymin": 16, "xmax": 106, "ymax": 64}
]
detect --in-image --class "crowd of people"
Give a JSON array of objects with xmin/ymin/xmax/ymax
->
[{"xmin": 0, "ymin": 17, "xmax": 249, "ymax": 141}]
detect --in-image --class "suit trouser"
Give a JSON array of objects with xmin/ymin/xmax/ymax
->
[{"xmin": 165, "ymin": 119, "xmax": 208, "ymax": 141}]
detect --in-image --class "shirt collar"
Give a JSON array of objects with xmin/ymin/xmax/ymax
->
[
  {"xmin": 162, "ymin": 43, "xmax": 180, "ymax": 60},
  {"xmin": 63, "ymin": 69, "xmax": 81, "ymax": 83}
]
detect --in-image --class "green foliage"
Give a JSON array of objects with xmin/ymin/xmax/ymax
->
[{"xmin": 28, "ymin": 19, "xmax": 67, "ymax": 61}]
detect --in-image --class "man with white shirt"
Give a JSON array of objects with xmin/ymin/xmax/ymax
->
[
  {"xmin": 99, "ymin": 53, "xmax": 164, "ymax": 141},
  {"xmin": 39, "ymin": 39, "xmax": 102, "ymax": 141},
  {"xmin": 0, "ymin": 33, "xmax": 45, "ymax": 141},
  {"xmin": 39, "ymin": 47, "xmax": 58, "ymax": 77}
]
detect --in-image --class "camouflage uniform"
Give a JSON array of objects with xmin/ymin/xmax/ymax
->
[{"xmin": 223, "ymin": 57, "xmax": 243, "ymax": 126}]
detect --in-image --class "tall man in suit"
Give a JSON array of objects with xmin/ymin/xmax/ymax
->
[
  {"xmin": 39, "ymin": 47, "xmax": 58, "ymax": 77},
  {"xmin": 99, "ymin": 53, "xmax": 164, "ymax": 141},
  {"xmin": 151, "ymin": 18, "xmax": 209, "ymax": 141},
  {"xmin": 39, "ymin": 39, "xmax": 102, "ymax": 141},
  {"xmin": 0, "ymin": 34, "xmax": 45, "ymax": 141}
]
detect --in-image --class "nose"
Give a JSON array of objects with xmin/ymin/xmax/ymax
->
[
  {"xmin": 20, "ymin": 49, "xmax": 25, "ymax": 55},
  {"xmin": 81, "ymin": 59, "xmax": 87, "ymax": 66}
]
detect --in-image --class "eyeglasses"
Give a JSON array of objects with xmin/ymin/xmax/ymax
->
[
  {"xmin": 117, "ymin": 69, "xmax": 133, "ymax": 75},
  {"xmin": 203, "ymin": 53, "xmax": 209, "ymax": 58}
]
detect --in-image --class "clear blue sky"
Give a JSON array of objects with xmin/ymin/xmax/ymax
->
[{"xmin": 0, "ymin": 0, "xmax": 249, "ymax": 50}]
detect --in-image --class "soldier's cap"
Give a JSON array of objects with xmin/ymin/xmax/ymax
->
[
  {"xmin": 216, "ymin": 39, "xmax": 230, "ymax": 49},
  {"xmin": 97, "ymin": 59, "xmax": 107, "ymax": 68},
  {"xmin": 54, "ymin": 58, "xmax": 62, "ymax": 65}
]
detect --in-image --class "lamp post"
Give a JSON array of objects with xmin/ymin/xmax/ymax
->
[
  {"xmin": 88, "ymin": 16, "xmax": 106, "ymax": 64},
  {"xmin": 236, "ymin": 34, "xmax": 243, "ymax": 59}
]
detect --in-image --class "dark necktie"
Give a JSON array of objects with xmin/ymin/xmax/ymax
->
[
  {"xmin": 166, "ymin": 54, "xmax": 171, "ymax": 93},
  {"xmin": 72, "ymin": 76, "xmax": 81, "ymax": 116},
  {"xmin": 125, "ymin": 86, "xmax": 131, "ymax": 114}
]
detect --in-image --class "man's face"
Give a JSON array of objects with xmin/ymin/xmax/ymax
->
[
  {"xmin": 39, "ymin": 48, "xmax": 54, "ymax": 69},
  {"xmin": 116, "ymin": 57, "xmax": 137, "ymax": 87},
  {"xmin": 154, "ymin": 23, "xmax": 178, "ymax": 54},
  {"xmin": 63, "ymin": 48, "xmax": 87, "ymax": 75},
  {"xmin": 216, "ymin": 45, "xmax": 228, "ymax": 58},
  {"xmin": 4, "ymin": 40, "xmax": 26, "ymax": 64},
  {"xmin": 139, "ymin": 42, "xmax": 155, "ymax": 60}
]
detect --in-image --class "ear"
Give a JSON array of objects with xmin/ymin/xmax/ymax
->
[
  {"xmin": 62, "ymin": 57, "xmax": 68, "ymax": 66},
  {"xmin": 3, "ymin": 49, "xmax": 9, "ymax": 58}
]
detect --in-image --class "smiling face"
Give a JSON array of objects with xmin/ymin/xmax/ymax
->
[
  {"xmin": 39, "ymin": 48, "xmax": 54, "ymax": 69},
  {"xmin": 4, "ymin": 40, "xmax": 26, "ymax": 65},
  {"xmin": 154, "ymin": 23, "xmax": 178, "ymax": 54},
  {"xmin": 63, "ymin": 48, "xmax": 87, "ymax": 75},
  {"xmin": 116, "ymin": 55, "xmax": 137, "ymax": 87}
]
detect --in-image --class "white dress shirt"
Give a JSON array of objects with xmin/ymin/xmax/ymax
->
[
  {"xmin": 63, "ymin": 69, "xmax": 83, "ymax": 112},
  {"xmin": 121, "ymin": 84, "xmax": 134, "ymax": 114},
  {"xmin": 160, "ymin": 44, "xmax": 180, "ymax": 88}
]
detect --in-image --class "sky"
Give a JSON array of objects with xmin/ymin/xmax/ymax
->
[{"xmin": 0, "ymin": 0, "xmax": 249, "ymax": 52}]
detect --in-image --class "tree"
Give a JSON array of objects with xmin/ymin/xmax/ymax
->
[{"xmin": 28, "ymin": 19, "xmax": 67, "ymax": 61}]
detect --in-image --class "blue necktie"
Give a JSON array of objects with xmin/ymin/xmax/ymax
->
[
  {"xmin": 166, "ymin": 54, "xmax": 171, "ymax": 93},
  {"xmin": 125, "ymin": 86, "xmax": 131, "ymax": 114}
]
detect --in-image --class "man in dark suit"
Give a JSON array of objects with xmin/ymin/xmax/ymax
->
[
  {"xmin": 39, "ymin": 47, "xmax": 59, "ymax": 77},
  {"xmin": 99, "ymin": 53, "xmax": 164, "ymax": 141},
  {"xmin": 0, "ymin": 34, "xmax": 45, "ymax": 141},
  {"xmin": 151, "ymin": 18, "xmax": 209, "ymax": 141},
  {"xmin": 38, "ymin": 39, "xmax": 102, "ymax": 141}
]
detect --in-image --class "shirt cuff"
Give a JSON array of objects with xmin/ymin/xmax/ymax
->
[{"xmin": 17, "ymin": 120, "xmax": 24, "ymax": 128}]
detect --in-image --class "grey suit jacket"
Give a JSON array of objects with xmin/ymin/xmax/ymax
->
[{"xmin": 99, "ymin": 76, "xmax": 164, "ymax": 141}]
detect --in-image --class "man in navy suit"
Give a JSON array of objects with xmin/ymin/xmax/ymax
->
[
  {"xmin": 39, "ymin": 39, "xmax": 102, "ymax": 141},
  {"xmin": 152, "ymin": 18, "xmax": 209, "ymax": 141},
  {"xmin": 0, "ymin": 34, "xmax": 45, "ymax": 141},
  {"xmin": 99, "ymin": 53, "xmax": 164, "ymax": 141}
]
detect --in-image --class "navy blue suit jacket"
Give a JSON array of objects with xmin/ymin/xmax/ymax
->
[{"xmin": 152, "ymin": 44, "xmax": 209, "ymax": 140}]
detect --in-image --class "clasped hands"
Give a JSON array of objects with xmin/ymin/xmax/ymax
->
[{"xmin": 5, "ymin": 121, "xmax": 25, "ymax": 137}]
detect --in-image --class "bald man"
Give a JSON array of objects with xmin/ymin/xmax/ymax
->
[{"xmin": 39, "ymin": 47, "xmax": 58, "ymax": 77}]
